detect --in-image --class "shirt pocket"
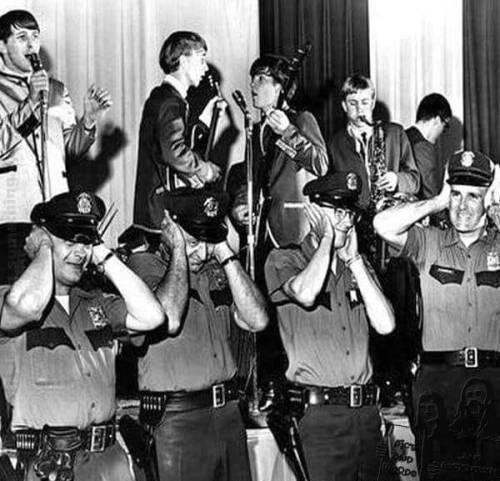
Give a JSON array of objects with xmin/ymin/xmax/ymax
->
[
  {"xmin": 476, "ymin": 270, "xmax": 500, "ymax": 288},
  {"xmin": 26, "ymin": 327, "xmax": 81, "ymax": 387},
  {"xmin": 429, "ymin": 264, "xmax": 464, "ymax": 285}
]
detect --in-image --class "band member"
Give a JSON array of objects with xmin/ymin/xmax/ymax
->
[
  {"xmin": 374, "ymin": 151, "xmax": 500, "ymax": 479},
  {"xmin": 265, "ymin": 171, "xmax": 395, "ymax": 481},
  {"xmin": 406, "ymin": 93, "xmax": 452, "ymax": 200},
  {"xmin": 0, "ymin": 9, "xmax": 112, "ymax": 282},
  {"xmin": 134, "ymin": 31, "xmax": 223, "ymax": 229},
  {"xmin": 127, "ymin": 187, "xmax": 269, "ymax": 481},
  {"xmin": 330, "ymin": 74, "xmax": 419, "ymax": 211},
  {"xmin": 0, "ymin": 191, "xmax": 164, "ymax": 481},
  {"xmin": 228, "ymin": 54, "xmax": 329, "ymax": 251}
]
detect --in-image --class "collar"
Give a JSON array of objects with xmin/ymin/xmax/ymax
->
[
  {"xmin": 68, "ymin": 286, "xmax": 100, "ymax": 300},
  {"xmin": 443, "ymin": 224, "xmax": 494, "ymax": 248},
  {"xmin": 0, "ymin": 63, "xmax": 30, "ymax": 86},
  {"xmin": 164, "ymin": 74, "xmax": 188, "ymax": 99},
  {"xmin": 347, "ymin": 122, "xmax": 372, "ymax": 141}
]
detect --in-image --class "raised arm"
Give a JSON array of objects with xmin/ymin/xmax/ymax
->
[
  {"xmin": 63, "ymin": 84, "xmax": 112, "ymax": 160},
  {"xmin": 212, "ymin": 242, "xmax": 268, "ymax": 332},
  {"xmin": 373, "ymin": 180, "xmax": 449, "ymax": 249},
  {"xmin": 281, "ymin": 204, "xmax": 333, "ymax": 307},
  {"xmin": 92, "ymin": 244, "xmax": 164, "ymax": 332},
  {"xmin": 157, "ymin": 98, "xmax": 220, "ymax": 185},
  {"xmin": 267, "ymin": 109, "xmax": 329, "ymax": 176},
  {"xmin": 0, "ymin": 70, "xmax": 48, "ymax": 159},
  {"xmin": 153, "ymin": 211, "xmax": 189, "ymax": 334},
  {"xmin": 338, "ymin": 229, "xmax": 394, "ymax": 334},
  {"xmin": 1, "ymin": 226, "xmax": 54, "ymax": 331}
]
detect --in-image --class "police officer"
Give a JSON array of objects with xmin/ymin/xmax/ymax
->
[
  {"xmin": 0, "ymin": 191, "xmax": 164, "ymax": 481},
  {"xmin": 374, "ymin": 151, "xmax": 500, "ymax": 479},
  {"xmin": 127, "ymin": 187, "xmax": 269, "ymax": 481},
  {"xmin": 265, "ymin": 172, "xmax": 395, "ymax": 481}
]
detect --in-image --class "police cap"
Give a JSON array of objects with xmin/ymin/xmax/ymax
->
[
  {"xmin": 303, "ymin": 171, "xmax": 361, "ymax": 209},
  {"xmin": 447, "ymin": 151, "xmax": 494, "ymax": 187},
  {"xmin": 153, "ymin": 187, "xmax": 229, "ymax": 243},
  {"xmin": 30, "ymin": 191, "xmax": 105, "ymax": 245}
]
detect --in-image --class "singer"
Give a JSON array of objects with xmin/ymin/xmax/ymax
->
[
  {"xmin": 227, "ymin": 54, "xmax": 328, "ymax": 261},
  {"xmin": 0, "ymin": 9, "xmax": 112, "ymax": 283}
]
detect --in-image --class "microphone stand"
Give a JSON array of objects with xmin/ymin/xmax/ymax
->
[
  {"xmin": 232, "ymin": 91, "xmax": 260, "ymax": 416},
  {"xmin": 39, "ymin": 90, "xmax": 48, "ymax": 201}
]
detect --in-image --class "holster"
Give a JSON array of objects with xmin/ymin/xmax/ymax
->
[
  {"xmin": 138, "ymin": 391, "xmax": 169, "ymax": 428},
  {"xmin": 32, "ymin": 426, "xmax": 83, "ymax": 481},
  {"xmin": 119, "ymin": 415, "xmax": 159, "ymax": 481},
  {"xmin": 266, "ymin": 387, "xmax": 303, "ymax": 455},
  {"xmin": 0, "ymin": 454, "xmax": 20, "ymax": 481},
  {"xmin": 266, "ymin": 386, "xmax": 310, "ymax": 481}
]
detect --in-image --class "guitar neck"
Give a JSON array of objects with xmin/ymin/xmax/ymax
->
[{"xmin": 203, "ymin": 80, "xmax": 223, "ymax": 161}]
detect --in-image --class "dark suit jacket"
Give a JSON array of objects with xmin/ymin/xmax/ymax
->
[
  {"xmin": 133, "ymin": 82, "xmax": 206, "ymax": 228},
  {"xmin": 228, "ymin": 109, "xmax": 328, "ymax": 247},
  {"xmin": 329, "ymin": 122, "xmax": 419, "ymax": 209},
  {"xmin": 406, "ymin": 126, "xmax": 442, "ymax": 199}
]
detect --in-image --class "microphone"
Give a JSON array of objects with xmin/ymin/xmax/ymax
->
[
  {"xmin": 25, "ymin": 53, "xmax": 43, "ymax": 72},
  {"xmin": 232, "ymin": 89, "xmax": 249, "ymax": 115},
  {"xmin": 25, "ymin": 53, "xmax": 48, "ymax": 108}
]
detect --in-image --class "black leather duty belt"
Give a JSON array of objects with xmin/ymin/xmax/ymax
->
[
  {"xmin": 14, "ymin": 422, "xmax": 115, "ymax": 453},
  {"xmin": 140, "ymin": 381, "xmax": 239, "ymax": 413},
  {"xmin": 287, "ymin": 383, "xmax": 379, "ymax": 408},
  {"xmin": 420, "ymin": 348, "xmax": 500, "ymax": 368}
]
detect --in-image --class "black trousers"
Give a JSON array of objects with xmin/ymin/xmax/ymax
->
[
  {"xmin": 298, "ymin": 404, "xmax": 393, "ymax": 481},
  {"xmin": 153, "ymin": 401, "xmax": 251, "ymax": 481},
  {"xmin": 412, "ymin": 364, "xmax": 500, "ymax": 480}
]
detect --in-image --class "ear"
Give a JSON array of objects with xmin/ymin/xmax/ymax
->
[
  {"xmin": 341, "ymin": 100, "xmax": 347, "ymax": 113},
  {"xmin": 178, "ymin": 54, "xmax": 187, "ymax": 71},
  {"xmin": 0, "ymin": 40, "xmax": 7, "ymax": 56}
]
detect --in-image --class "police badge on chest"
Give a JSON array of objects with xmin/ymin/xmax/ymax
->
[
  {"xmin": 346, "ymin": 276, "xmax": 362, "ymax": 308},
  {"xmin": 486, "ymin": 250, "xmax": 500, "ymax": 271},
  {"xmin": 88, "ymin": 305, "xmax": 109, "ymax": 328}
]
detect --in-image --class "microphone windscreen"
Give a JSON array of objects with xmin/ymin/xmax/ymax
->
[
  {"xmin": 232, "ymin": 89, "xmax": 248, "ymax": 112},
  {"xmin": 26, "ymin": 53, "xmax": 43, "ymax": 72}
]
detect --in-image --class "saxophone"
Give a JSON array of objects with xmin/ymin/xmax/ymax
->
[{"xmin": 360, "ymin": 116, "xmax": 412, "ymax": 212}]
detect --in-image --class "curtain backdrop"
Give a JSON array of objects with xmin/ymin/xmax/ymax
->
[
  {"xmin": 369, "ymin": 0, "xmax": 463, "ymax": 163},
  {"xmin": 259, "ymin": 0, "xmax": 370, "ymax": 143},
  {"xmin": 1, "ymin": 0, "xmax": 259, "ymax": 243},
  {"xmin": 463, "ymin": 0, "xmax": 500, "ymax": 161}
]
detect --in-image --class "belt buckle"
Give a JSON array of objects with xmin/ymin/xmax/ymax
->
[
  {"xmin": 464, "ymin": 347, "xmax": 479, "ymax": 368},
  {"xmin": 212, "ymin": 384, "xmax": 226, "ymax": 408},
  {"xmin": 89, "ymin": 425, "xmax": 107, "ymax": 452},
  {"xmin": 349, "ymin": 385, "xmax": 363, "ymax": 408}
]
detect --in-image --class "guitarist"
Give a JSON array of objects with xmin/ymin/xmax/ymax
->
[
  {"xmin": 228, "ymin": 54, "xmax": 329, "ymax": 273},
  {"xmin": 134, "ymin": 31, "xmax": 223, "ymax": 229}
]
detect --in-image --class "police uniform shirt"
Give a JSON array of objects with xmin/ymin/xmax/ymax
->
[
  {"xmin": 127, "ymin": 252, "xmax": 237, "ymax": 392},
  {"xmin": 400, "ymin": 225, "xmax": 500, "ymax": 351},
  {"xmin": 265, "ymin": 234, "xmax": 373, "ymax": 387},
  {"xmin": 0, "ymin": 285, "xmax": 127, "ymax": 430}
]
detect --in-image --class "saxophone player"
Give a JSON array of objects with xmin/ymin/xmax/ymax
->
[{"xmin": 329, "ymin": 74, "xmax": 419, "ymax": 211}]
